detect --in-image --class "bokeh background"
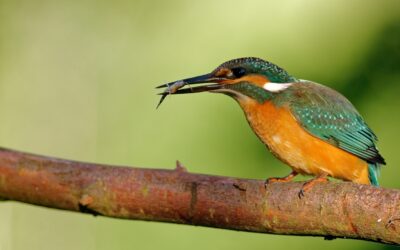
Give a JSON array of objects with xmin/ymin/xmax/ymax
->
[{"xmin": 0, "ymin": 0, "xmax": 399, "ymax": 249}]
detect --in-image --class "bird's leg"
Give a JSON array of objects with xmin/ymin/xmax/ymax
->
[
  {"xmin": 265, "ymin": 171, "xmax": 298, "ymax": 187},
  {"xmin": 298, "ymin": 172, "xmax": 329, "ymax": 199}
]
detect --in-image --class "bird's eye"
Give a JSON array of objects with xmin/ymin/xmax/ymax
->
[{"xmin": 231, "ymin": 67, "xmax": 247, "ymax": 78}]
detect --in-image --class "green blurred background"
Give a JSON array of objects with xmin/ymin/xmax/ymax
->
[{"xmin": 0, "ymin": 0, "xmax": 399, "ymax": 249}]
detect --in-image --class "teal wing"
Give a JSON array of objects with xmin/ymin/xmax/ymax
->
[{"xmin": 279, "ymin": 81, "xmax": 385, "ymax": 165}]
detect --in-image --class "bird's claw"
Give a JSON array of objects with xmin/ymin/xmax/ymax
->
[
  {"xmin": 264, "ymin": 178, "xmax": 272, "ymax": 187},
  {"xmin": 264, "ymin": 172, "xmax": 299, "ymax": 189},
  {"xmin": 297, "ymin": 174, "xmax": 329, "ymax": 199},
  {"xmin": 298, "ymin": 188, "xmax": 305, "ymax": 199},
  {"xmin": 264, "ymin": 177, "xmax": 279, "ymax": 189}
]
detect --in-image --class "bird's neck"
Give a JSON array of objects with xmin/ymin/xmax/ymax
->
[
  {"xmin": 226, "ymin": 82, "xmax": 276, "ymax": 103},
  {"xmin": 237, "ymin": 99, "xmax": 283, "ymax": 145}
]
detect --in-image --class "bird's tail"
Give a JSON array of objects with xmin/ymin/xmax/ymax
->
[{"xmin": 368, "ymin": 163, "xmax": 380, "ymax": 186}]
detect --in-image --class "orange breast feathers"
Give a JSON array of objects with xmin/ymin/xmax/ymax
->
[{"xmin": 240, "ymin": 100, "xmax": 370, "ymax": 184}]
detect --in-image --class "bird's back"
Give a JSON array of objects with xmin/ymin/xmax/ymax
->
[{"xmin": 242, "ymin": 80, "xmax": 385, "ymax": 185}]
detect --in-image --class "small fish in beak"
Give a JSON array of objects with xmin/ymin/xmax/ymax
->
[
  {"xmin": 155, "ymin": 73, "xmax": 222, "ymax": 108},
  {"xmin": 156, "ymin": 80, "xmax": 187, "ymax": 109}
]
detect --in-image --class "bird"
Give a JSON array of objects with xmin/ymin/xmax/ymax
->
[{"xmin": 156, "ymin": 57, "xmax": 386, "ymax": 197}]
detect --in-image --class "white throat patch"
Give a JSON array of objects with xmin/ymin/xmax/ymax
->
[{"xmin": 263, "ymin": 82, "xmax": 293, "ymax": 92}]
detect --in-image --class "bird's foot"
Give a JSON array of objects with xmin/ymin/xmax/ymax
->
[
  {"xmin": 264, "ymin": 171, "xmax": 298, "ymax": 188},
  {"xmin": 298, "ymin": 174, "xmax": 329, "ymax": 199}
]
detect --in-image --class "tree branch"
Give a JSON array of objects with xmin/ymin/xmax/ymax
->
[{"xmin": 0, "ymin": 147, "xmax": 398, "ymax": 244}]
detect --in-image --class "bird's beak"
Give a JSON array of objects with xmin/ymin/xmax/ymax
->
[
  {"xmin": 156, "ymin": 73, "xmax": 226, "ymax": 108},
  {"xmin": 156, "ymin": 73, "xmax": 224, "ymax": 93}
]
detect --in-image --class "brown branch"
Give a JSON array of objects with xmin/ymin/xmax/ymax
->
[{"xmin": 0, "ymin": 147, "xmax": 399, "ymax": 244}]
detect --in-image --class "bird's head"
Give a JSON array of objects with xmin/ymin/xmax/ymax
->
[{"xmin": 157, "ymin": 57, "xmax": 297, "ymax": 107}]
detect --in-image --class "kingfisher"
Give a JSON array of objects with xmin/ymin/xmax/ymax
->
[{"xmin": 156, "ymin": 57, "xmax": 386, "ymax": 197}]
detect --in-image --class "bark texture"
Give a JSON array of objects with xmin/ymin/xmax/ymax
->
[{"xmin": 0, "ymin": 147, "xmax": 399, "ymax": 244}]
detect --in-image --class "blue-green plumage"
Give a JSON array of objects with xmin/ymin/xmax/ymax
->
[
  {"xmin": 368, "ymin": 164, "xmax": 380, "ymax": 186},
  {"xmin": 219, "ymin": 57, "xmax": 297, "ymax": 83},
  {"xmin": 272, "ymin": 80, "xmax": 385, "ymax": 185}
]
